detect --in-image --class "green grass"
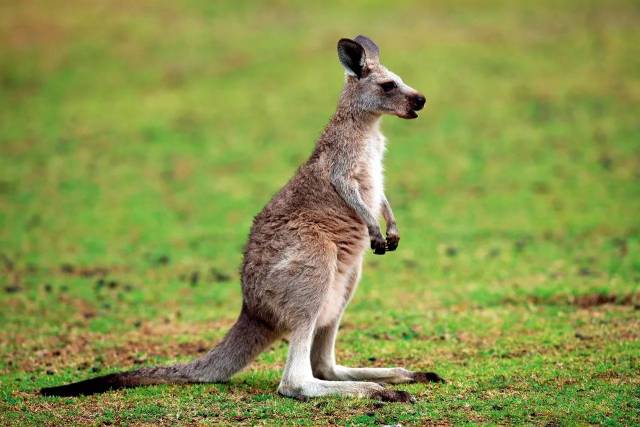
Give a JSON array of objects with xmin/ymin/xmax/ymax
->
[{"xmin": 1, "ymin": 0, "xmax": 639, "ymax": 425}]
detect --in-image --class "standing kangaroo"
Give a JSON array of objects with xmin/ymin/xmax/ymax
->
[{"xmin": 41, "ymin": 35, "xmax": 443, "ymax": 403}]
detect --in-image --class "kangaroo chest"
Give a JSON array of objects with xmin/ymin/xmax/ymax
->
[{"xmin": 355, "ymin": 128, "xmax": 386, "ymax": 218}]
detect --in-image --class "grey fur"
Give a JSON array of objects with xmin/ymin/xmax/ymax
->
[
  {"xmin": 40, "ymin": 36, "xmax": 442, "ymax": 402},
  {"xmin": 354, "ymin": 35, "xmax": 380, "ymax": 62}
]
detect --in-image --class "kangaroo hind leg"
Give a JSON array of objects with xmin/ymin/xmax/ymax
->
[
  {"xmin": 274, "ymin": 245, "xmax": 412, "ymax": 403},
  {"xmin": 310, "ymin": 260, "xmax": 444, "ymax": 386}
]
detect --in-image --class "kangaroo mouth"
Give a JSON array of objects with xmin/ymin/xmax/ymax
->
[{"xmin": 398, "ymin": 110, "xmax": 419, "ymax": 119}]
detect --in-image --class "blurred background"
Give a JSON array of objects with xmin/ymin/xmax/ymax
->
[{"xmin": 1, "ymin": 1, "xmax": 639, "ymax": 424}]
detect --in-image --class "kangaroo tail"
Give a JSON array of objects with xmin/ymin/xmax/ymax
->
[{"xmin": 40, "ymin": 306, "xmax": 279, "ymax": 397}]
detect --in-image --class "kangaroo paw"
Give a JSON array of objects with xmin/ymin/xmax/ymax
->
[{"xmin": 412, "ymin": 371, "xmax": 446, "ymax": 383}]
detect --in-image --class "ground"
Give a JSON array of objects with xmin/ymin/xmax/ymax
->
[{"xmin": 1, "ymin": 0, "xmax": 639, "ymax": 425}]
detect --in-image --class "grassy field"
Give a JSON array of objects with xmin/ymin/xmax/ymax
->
[{"xmin": 1, "ymin": 0, "xmax": 639, "ymax": 425}]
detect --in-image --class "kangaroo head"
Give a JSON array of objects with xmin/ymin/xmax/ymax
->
[{"xmin": 337, "ymin": 35, "xmax": 425, "ymax": 120}]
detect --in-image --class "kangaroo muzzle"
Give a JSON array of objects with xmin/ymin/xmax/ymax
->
[
  {"xmin": 400, "ymin": 93, "xmax": 426, "ymax": 119},
  {"xmin": 412, "ymin": 94, "xmax": 426, "ymax": 111}
]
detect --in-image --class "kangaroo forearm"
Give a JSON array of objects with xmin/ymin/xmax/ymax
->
[
  {"xmin": 381, "ymin": 196, "xmax": 396, "ymax": 227},
  {"xmin": 331, "ymin": 178, "xmax": 378, "ymax": 229},
  {"xmin": 334, "ymin": 180, "xmax": 386, "ymax": 254},
  {"xmin": 381, "ymin": 195, "xmax": 399, "ymax": 251}
]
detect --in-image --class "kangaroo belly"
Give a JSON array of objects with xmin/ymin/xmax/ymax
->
[
  {"xmin": 317, "ymin": 270, "xmax": 350, "ymax": 327},
  {"xmin": 317, "ymin": 254, "xmax": 363, "ymax": 327}
]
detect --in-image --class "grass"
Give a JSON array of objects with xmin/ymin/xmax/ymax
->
[{"xmin": 1, "ymin": 0, "xmax": 639, "ymax": 425}]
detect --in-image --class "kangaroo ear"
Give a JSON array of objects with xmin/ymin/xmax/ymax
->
[
  {"xmin": 354, "ymin": 35, "xmax": 379, "ymax": 62},
  {"xmin": 337, "ymin": 38, "xmax": 366, "ymax": 78}
]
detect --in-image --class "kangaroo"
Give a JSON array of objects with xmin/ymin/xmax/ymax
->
[{"xmin": 40, "ymin": 35, "xmax": 443, "ymax": 403}]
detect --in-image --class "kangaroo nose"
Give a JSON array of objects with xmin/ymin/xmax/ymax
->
[{"xmin": 413, "ymin": 95, "xmax": 426, "ymax": 110}]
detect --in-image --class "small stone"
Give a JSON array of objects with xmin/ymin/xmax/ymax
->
[
  {"xmin": 578, "ymin": 267, "xmax": 594, "ymax": 277},
  {"xmin": 514, "ymin": 239, "xmax": 528, "ymax": 252},
  {"xmin": 445, "ymin": 246, "xmax": 458, "ymax": 257},
  {"xmin": 190, "ymin": 271, "xmax": 199, "ymax": 287},
  {"xmin": 210, "ymin": 268, "xmax": 231, "ymax": 283},
  {"xmin": 575, "ymin": 332, "xmax": 592, "ymax": 340},
  {"xmin": 60, "ymin": 263, "xmax": 74, "ymax": 273},
  {"xmin": 4, "ymin": 285, "xmax": 21, "ymax": 293}
]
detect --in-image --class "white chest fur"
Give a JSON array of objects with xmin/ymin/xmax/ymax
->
[{"xmin": 363, "ymin": 125, "xmax": 386, "ymax": 217}]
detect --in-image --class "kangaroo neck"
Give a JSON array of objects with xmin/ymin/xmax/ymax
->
[
  {"xmin": 320, "ymin": 102, "xmax": 381, "ymax": 146},
  {"xmin": 310, "ymin": 87, "xmax": 383, "ymax": 161},
  {"xmin": 332, "ymin": 90, "xmax": 381, "ymax": 133}
]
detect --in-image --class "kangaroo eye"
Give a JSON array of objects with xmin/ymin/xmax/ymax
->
[{"xmin": 379, "ymin": 81, "xmax": 397, "ymax": 92}]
